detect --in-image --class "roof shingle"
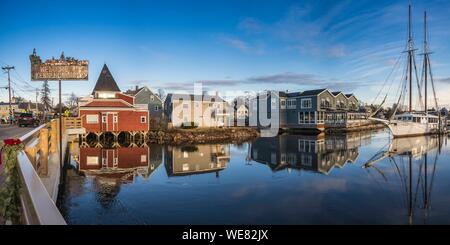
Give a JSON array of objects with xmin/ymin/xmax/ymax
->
[{"xmin": 92, "ymin": 64, "xmax": 121, "ymax": 95}]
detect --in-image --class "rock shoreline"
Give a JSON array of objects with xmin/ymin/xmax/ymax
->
[
  {"xmin": 325, "ymin": 122, "xmax": 386, "ymax": 133},
  {"xmin": 147, "ymin": 127, "xmax": 260, "ymax": 145},
  {"xmin": 147, "ymin": 124, "xmax": 386, "ymax": 145}
]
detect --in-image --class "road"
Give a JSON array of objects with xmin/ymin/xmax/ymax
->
[{"xmin": 0, "ymin": 125, "xmax": 37, "ymax": 141}]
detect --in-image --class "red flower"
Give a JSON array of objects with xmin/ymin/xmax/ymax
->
[{"xmin": 3, "ymin": 138, "xmax": 22, "ymax": 146}]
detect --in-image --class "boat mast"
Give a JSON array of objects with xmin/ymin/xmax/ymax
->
[
  {"xmin": 408, "ymin": 5, "xmax": 413, "ymax": 112},
  {"xmin": 424, "ymin": 11, "xmax": 428, "ymax": 114}
]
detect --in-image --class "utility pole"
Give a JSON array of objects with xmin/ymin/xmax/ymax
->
[{"xmin": 2, "ymin": 65, "xmax": 15, "ymax": 124}]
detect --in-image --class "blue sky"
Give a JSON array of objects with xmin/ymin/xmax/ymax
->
[{"xmin": 1, "ymin": 0, "xmax": 450, "ymax": 106}]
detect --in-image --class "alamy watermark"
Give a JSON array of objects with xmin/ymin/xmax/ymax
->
[{"xmin": 171, "ymin": 82, "xmax": 279, "ymax": 137}]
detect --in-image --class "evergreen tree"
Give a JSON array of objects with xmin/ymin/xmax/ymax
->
[{"xmin": 40, "ymin": 80, "xmax": 51, "ymax": 119}]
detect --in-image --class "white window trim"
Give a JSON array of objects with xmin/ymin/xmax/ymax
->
[
  {"xmin": 86, "ymin": 114, "xmax": 99, "ymax": 124},
  {"xmin": 301, "ymin": 98, "xmax": 312, "ymax": 109},
  {"xmin": 140, "ymin": 116, "xmax": 147, "ymax": 123}
]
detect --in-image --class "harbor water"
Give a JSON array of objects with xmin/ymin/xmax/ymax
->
[{"xmin": 58, "ymin": 129, "xmax": 450, "ymax": 224}]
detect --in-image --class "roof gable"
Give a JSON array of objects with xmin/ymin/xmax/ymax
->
[{"xmin": 92, "ymin": 64, "xmax": 121, "ymax": 95}]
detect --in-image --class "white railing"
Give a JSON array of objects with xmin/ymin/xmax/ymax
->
[{"xmin": 16, "ymin": 120, "xmax": 67, "ymax": 225}]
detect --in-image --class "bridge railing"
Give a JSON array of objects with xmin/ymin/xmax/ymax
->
[
  {"xmin": 16, "ymin": 119, "xmax": 67, "ymax": 225},
  {"xmin": 63, "ymin": 117, "xmax": 81, "ymax": 129}
]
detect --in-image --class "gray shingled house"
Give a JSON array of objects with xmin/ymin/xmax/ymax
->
[
  {"xmin": 252, "ymin": 88, "xmax": 367, "ymax": 131},
  {"xmin": 125, "ymin": 86, "xmax": 164, "ymax": 129}
]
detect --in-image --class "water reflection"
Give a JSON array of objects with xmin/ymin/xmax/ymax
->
[
  {"xmin": 250, "ymin": 132, "xmax": 372, "ymax": 174},
  {"xmin": 61, "ymin": 131, "xmax": 450, "ymax": 224},
  {"xmin": 364, "ymin": 135, "xmax": 444, "ymax": 224},
  {"xmin": 77, "ymin": 144, "xmax": 163, "ymax": 182},
  {"xmin": 165, "ymin": 144, "xmax": 230, "ymax": 177}
]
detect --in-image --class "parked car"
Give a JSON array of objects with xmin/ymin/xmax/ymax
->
[{"xmin": 18, "ymin": 113, "xmax": 39, "ymax": 127}]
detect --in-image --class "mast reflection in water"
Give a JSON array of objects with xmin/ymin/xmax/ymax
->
[
  {"xmin": 58, "ymin": 130, "xmax": 450, "ymax": 225},
  {"xmin": 364, "ymin": 135, "xmax": 443, "ymax": 224}
]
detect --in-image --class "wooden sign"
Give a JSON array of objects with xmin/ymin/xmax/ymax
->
[{"xmin": 30, "ymin": 49, "xmax": 88, "ymax": 81}]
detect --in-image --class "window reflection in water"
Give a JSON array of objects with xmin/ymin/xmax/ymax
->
[{"xmin": 250, "ymin": 132, "xmax": 372, "ymax": 174}]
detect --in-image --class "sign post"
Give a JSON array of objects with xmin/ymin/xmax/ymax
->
[{"xmin": 30, "ymin": 49, "xmax": 88, "ymax": 173}]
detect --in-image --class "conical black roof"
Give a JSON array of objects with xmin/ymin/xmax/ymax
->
[{"xmin": 92, "ymin": 64, "xmax": 121, "ymax": 95}]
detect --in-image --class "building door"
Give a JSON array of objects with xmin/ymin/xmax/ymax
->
[
  {"xmin": 101, "ymin": 113, "xmax": 108, "ymax": 131},
  {"xmin": 101, "ymin": 112, "xmax": 118, "ymax": 131},
  {"xmin": 112, "ymin": 114, "xmax": 118, "ymax": 131}
]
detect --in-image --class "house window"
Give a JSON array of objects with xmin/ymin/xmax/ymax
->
[
  {"xmin": 287, "ymin": 99, "xmax": 297, "ymax": 109},
  {"xmin": 150, "ymin": 95, "xmax": 155, "ymax": 101},
  {"xmin": 320, "ymin": 98, "xmax": 331, "ymax": 109},
  {"xmin": 154, "ymin": 106, "xmax": 159, "ymax": 111},
  {"xmin": 102, "ymin": 115, "xmax": 107, "ymax": 123},
  {"xmin": 86, "ymin": 156, "xmax": 99, "ymax": 166},
  {"xmin": 141, "ymin": 155, "xmax": 147, "ymax": 163},
  {"xmin": 298, "ymin": 112, "xmax": 305, "ymax": 124},
  {"xmin": 86, "ymin": 115, "xmax": 99, "ymax": 124},
  {"xmin": 301, "ymin": 98, "xmax": 312, "ymax": 109},
  {"xmin": 113, "ymin": 115, "xmax": 118, "ymax": 123},
  {"xmin": 140, "ymin": 116, "xmax": 147, "ymax": 123}
]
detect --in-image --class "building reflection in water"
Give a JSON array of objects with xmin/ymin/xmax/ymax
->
[
  {"xmin": 364, "ymin": 135, "xmax": 444, "ymax": 224},
  {"xmin": 77, "ymin": 145, "xmax": 163, "ymax": 182},
  {"xmin": 165, "ymin": 144, "xmax": 230, "ymax": 177},
  {"xmin": 74, "ymin": 144, "xmax": 163, "ymax": 208},
  {"xmin": 250, "ymin": 132, "xmax": 372, "ymax": 174}
]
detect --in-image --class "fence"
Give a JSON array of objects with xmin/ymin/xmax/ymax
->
[{"xmin": 16, "ymin": 119, "xmax": 67, "ymax": 225}]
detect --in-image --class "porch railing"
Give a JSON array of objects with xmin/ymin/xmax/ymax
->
[{"xmin": 63, "ymin": 117, "xmax": 81, "ymax": 129}]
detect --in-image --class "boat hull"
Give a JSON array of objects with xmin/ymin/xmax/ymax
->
[{"xmin": 387, "ymin": 121, "xmax": 439, "ymax": 137}]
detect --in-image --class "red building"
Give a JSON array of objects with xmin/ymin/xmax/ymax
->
[{"xmin": 79, "ymin": 64, "xmax": 149, "ymax": 133}]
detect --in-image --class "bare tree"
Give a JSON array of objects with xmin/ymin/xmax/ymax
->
[{"xmin": 66, "ymin": 92, "xmax": 78, "ymax": 110}]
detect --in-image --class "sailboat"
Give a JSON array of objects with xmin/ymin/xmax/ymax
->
[{"xmin": 369, "ymin": 6, "xmax": 447, "ymax": 137}]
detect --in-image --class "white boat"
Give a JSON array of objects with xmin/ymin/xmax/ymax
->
[
  {"xmin": 369, "ymin": 6, "xmax": 447, "ymax": 138},
  {"xmin": 380, "ymin": 112, "xmax": 441, "ymax": 137}
]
